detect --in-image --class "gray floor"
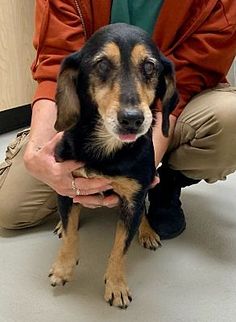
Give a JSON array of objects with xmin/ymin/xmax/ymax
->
[{"xmin": 0, "ymin": 130, "xmax": 236, "ymax": 322}]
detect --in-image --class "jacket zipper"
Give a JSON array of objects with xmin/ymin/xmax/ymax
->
[{"xmin": 74, "ymin": 0, "xmax": 88, "ymax": 40}]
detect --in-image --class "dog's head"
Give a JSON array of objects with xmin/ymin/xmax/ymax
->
[{"xmin": 55, "ymin": 23, "xmax": 178, "ymax": 142}]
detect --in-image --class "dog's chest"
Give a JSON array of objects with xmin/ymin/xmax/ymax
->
[{"xmin": 57, "ymin": 129, "xmax": 156, "ymax": 188}]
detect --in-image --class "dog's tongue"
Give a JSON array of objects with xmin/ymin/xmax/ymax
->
[{"xmin": 119, "ymin": 134, "xmax": 137, "ymax": 142}]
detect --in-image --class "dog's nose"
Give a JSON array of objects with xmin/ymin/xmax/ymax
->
[{"xmin": 118, "ymin": 108, "xmax": 144, "ymax": 131}]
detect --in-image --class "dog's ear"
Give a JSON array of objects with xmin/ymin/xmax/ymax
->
[
  {"xmin": 157, "ymin": 54, "xmax": 179, "ymax": 137},
  {"xmin": 54, "ymin": 52, "xmax": 81, "ymax": 132}
]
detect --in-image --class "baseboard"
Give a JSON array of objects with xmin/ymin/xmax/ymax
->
[{"xmin": 0, "ymin": 105, "xmax": 32, "ymax": 134}]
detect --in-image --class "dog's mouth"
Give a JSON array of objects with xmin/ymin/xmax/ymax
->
[
  {"xmin": 103, "ymin": 122, "xmax": 141, "ymax": 143},
  {"xmin": 104, "ymin": 114, "xmax": 153, "ymax": 143},
  {"xmin": 118, "ymin": 133, "xmax": 138, "ymax": 142}
]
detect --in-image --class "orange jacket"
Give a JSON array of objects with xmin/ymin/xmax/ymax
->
[{"xmin": 32, "ymin": 0, "xmax": 236, "ymax": 117}]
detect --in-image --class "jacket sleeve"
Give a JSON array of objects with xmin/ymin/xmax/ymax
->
[
  {"xmin": 164, "ymin": 1, "xmax": 236, "ymax": 117},
  {"xmin": 31, "ymin": 0, "xmax": 85, "ymax": 105}
]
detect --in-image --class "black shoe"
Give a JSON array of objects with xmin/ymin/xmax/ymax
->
[{"xmin": 147, "ymin": 166, "xmax": 200, "ymax": 240}]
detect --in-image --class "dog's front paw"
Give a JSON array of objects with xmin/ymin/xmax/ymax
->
[
  {"xmin": 48, "ymin": 257, "xmax": 79, "ymax": 287},
  {"xmin": 139, "ymin": 216, "xmax": 162, "ymax": 250},
  {"xmin": 139, "ymin": 230, "xmax": 161, "ymax": 250},
  {"xmin": 104, "ymin": 277, "xmax": 132, "ymax": 309}
]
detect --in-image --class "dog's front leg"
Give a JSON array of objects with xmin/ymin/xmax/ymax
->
[
  {"xmin": 49, "ymin": 202, "xmax": 80, "ymax": 287},
  {"xmin": 104, "ymin": 219, "xmax": 133, "ymax": 309},
  {"xmin": 104, "ymin": 194, "xmax": 145, "ymax": 309}
]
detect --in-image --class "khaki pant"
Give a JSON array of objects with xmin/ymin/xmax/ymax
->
[{"xmin": 0, "ymin": 86, "xmax": 236, "ymax": 229}]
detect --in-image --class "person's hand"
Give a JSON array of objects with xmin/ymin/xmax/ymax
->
[
  {"xmin": 24, "ymin": 132, "xmax": 119, "ymax": 208},
  {"xmin": 149, "ymin": 175, "xmax": 160, "ymax": 188},
  {"xmin": 152, "ymin": 112, "xmax": 177, "ymax": 167},
  {"xmin": 73, "ymin": 175, "xmax": 159, "ymax": 208}
]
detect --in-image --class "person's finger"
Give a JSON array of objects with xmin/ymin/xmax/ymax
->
[
  {"xmin": 73, "ymin": 194, "xmax": 104, "ymax": 206},
  {"xmin": 73, "ymin": 184, "xmax": 113, "ymax": 196},
  {"xmin": 59, "ymin": 160, "xmax": 85, "ymax": 173},
  {"xmin": 103, "ymin": 194, "xmax": 120, "ymax": 208},
  {"xmin": 73, "ymin": 193, "xmax": 119, "ymax": 207},
  {"xmin": 79, "ymin": 203, "xmax": 102, "ymax": 209},
  {"xmin": 43, "ymin": 132, "xmax": 64, "ymax": 154},
  {"xmin": 149, "ymin": 175, "xmax": 160, "ymax": 188},
  {"xmin": 74, "ymin": 177, "xmax": 112, "ymax": 191}
]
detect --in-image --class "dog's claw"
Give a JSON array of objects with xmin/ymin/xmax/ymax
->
[
  {"xmin": 119, "ymin": 305, "xmax": 128, "ymax": 309},
  {"xmin": 53, "ymin": 221, "xmax": 63, "ymax": 239},
  {"xmin": 104, "ymin": 278, "xmax": 132, "ymax": 309},
  {"xmin": 157, "ymin": 240, "xmax": 162, "ymax": 247},
  {"xmin": 109, "ymin": 293, "xmax": 114, "ymax": 306}
]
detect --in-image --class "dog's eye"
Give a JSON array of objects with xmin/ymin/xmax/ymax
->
[
  {"xmin": 143, "ymin": 61, "xmax": 155, "ymax": 76},
  {"xmin": 96, "ymin": 59, "xmax": 111, "ymax": 74}
]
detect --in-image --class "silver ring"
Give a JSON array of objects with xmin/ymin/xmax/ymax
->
[
  {"xmin": 71, "ymin": 177, "xmax": 76, "ymax": 191},
  {"xmin": 72, "ymin": 177, "xmax": 80, "ymax": 196}
]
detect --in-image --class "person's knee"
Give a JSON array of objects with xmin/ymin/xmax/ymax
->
[
  {"xmin": 0, "ymin": 188, "xmax": 57, "ymax": 230},
  {"xmin": 0, "ymin": 192, "xmax": 37, "ymax": 229},
  {"xmin": 0, "ymin": 198, "xmax": 22, "ymax": 229},
  {"xmin": 211, "ymin": 93, "xmax": 236, "ymax": 133}
]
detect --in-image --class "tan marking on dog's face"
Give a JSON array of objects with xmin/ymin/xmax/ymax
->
[
  {"xmin": 131, "ymin": 44, "xmax": 149, "ymax": 66},
  {"xmin": 131, "ymin": 44, "xmax": 158, "ymax": 106},
  {"xmin": 135, "ymin": 77, "xmax": 156, "ymax": 106},
  {"xmin": 91, "ymin": 82, "xmax": 120, "ymax": 117},
  {"xmin": 88, "ymin": 76, "xmax": 123, "ymax": 157},
  {"xmin": 89, "ymin": 42, "xmax": 121, "ymax": 139},
  {"xmin": 102, "ymin": 42, "xmax": 121, "ymax": 65},
  {"xmin": 130, "ymin": 44, "xmax": 158, "ymax": 133},
  {"xmin": 89, "ymin": 61, "xmax": 122, "ymax": 153}
]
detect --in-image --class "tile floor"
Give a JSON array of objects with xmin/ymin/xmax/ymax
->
[{"xmin": 0, "ymin": 130, "xmax": 236, "ymax": 322}]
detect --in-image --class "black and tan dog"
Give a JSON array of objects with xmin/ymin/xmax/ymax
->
[{"xmin": 49, "ymin": 23, "xmax": 178, "ymax": 309}]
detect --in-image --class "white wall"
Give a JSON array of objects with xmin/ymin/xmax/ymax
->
[
  {"xmin": 0, "ymin": 0, "xmax": 35, "ymax": 111},
  {"xmin": 228, "ymin": 59, "xmax": 236, "ymax": 86}
]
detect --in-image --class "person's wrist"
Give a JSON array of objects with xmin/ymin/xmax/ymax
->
[
  {"xmin": 23, "ymin": 148, "xmax": 36, "ymax": 170},
  {"xmin": 23, "ymin": 141, "xmax": 43, "ymax": 170}
]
